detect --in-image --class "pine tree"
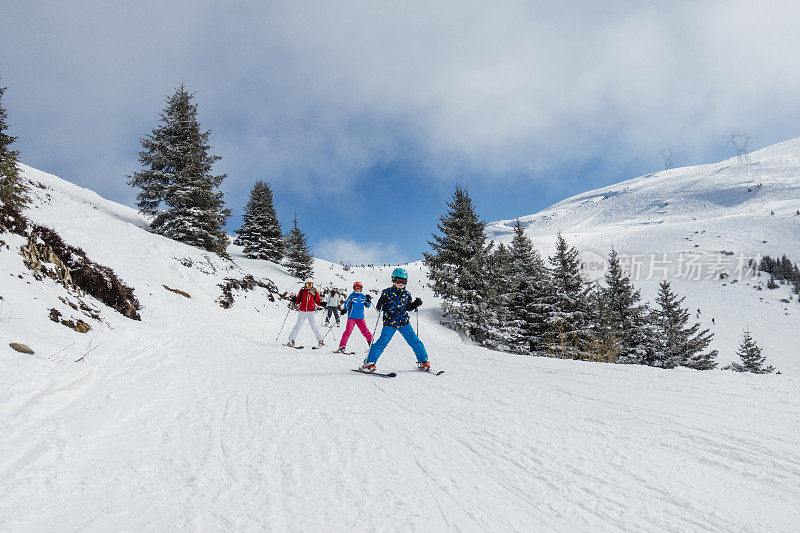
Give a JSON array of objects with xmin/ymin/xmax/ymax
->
[
  {"xmin": 128, "ymin": 83, "xmax": 230, "ymax": 255},
  {"xmin": 599, "ymin": 249, "xmax": 653, "ymax": 364},
  {"xmin": 235, "ymin": 180, "xmax": 283, "ymax": 261},
  {"xmin": 423, "ymin": 185, "xmax": 492, "ymax": 340},
  {"xmin": 725, "ymin": 330, "xmax": 775, "ymax": 374},
  {"xmin": 506, "ymin": 220, "xmax": 554, "ymax": 355},
  {"xmin": 481, "ymin": 242, "xmax": 514, "ymax": 350},
  {"xmin": 283, "ymin": 213, "xmax": 314, "ymax": 279},
  {"xmin": 0, "ymin": 83, "xmax": 29, "ymax": 209},
  {"xmin": 546, "ymin": 233, "xmax": 592, "ymax": 358},
  {"xmin": 650, "ymin": 280, "xmax": 717, "ymax": 369}
]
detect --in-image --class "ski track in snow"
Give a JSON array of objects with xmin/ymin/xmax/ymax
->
[{"xmin": 2, "ymin": 154, "xmax": 800, "ymax": 531}]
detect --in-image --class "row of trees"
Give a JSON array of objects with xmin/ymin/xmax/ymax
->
[
  {"xmin": 3, "ymin": 80, "xmax": 314, "ymax": 278},
  {"xmin": 424, "ymin": 186, "xmax": 718, "ymax": 369},
  {"xmin": 760, "ymin": 254, "xmax": 800, "ymax": 296},
  {"xmin": 126, "ymin": 83, "xmax": 313, "ymax": 278}
]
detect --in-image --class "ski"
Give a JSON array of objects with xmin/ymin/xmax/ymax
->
[
  {"xmin": 283, "ymin": 344, "xmax": 304, "ymax": 349},
  {"xmin": 351, "ymin": 369, "xmax": 397, "ymax": 378},
  {"xmin": 311, "ymin": 345, "xmax": 326, "ymax": 350},
  {"xmin": 334, "ymin": 351, "xmax": 357, "ymax": 355},
  {"xmin": 418, "ymin": 368, "xmax": 445, "ymax": 376}
]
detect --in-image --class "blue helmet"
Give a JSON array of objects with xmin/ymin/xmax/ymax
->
[{"xmin": 391, "ymin": 267, "xmax": 408, "ymax": 281}]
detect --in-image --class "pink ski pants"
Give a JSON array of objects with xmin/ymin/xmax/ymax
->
[{"xmin": 340, "ymin": 318, "xmax": 372, "ymax": 348}]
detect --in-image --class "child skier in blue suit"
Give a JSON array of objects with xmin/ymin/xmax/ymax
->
[{"xmin": 359, "ymin": 268, "xmax": 430, "ymax": 372}]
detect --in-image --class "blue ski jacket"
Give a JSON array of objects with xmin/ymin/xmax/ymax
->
[{"xmin": 343, "ymin": 291, "xmax": 371, "ymax": 320}]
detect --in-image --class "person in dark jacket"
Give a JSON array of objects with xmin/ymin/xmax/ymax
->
[
  {"xmin": 286, "ymin": 281, "xmax": 324, "ymax": 347},
  {"xmin": 359, "ymin": 268, "xmax": 429, "ymax": 372}
]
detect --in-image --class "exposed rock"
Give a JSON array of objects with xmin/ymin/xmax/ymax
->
[
  {"xmin": 163, "ymin": 285, "xmax": 191, "ymax": 298},
  {"xmin": 20, "ymin": 233, "xmax": 75, "ymax": 289},
  {"xmin": 9, "ymin": 343, "xmax": 34, "ymax": 354},
  {"xmin": 48, "ymin": 307, "xmax": 92, "ymax": 333}
]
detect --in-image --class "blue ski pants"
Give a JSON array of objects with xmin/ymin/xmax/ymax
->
[{"xmin": 366, "ymin": 324, "xmax": 428, "ymax": 364}]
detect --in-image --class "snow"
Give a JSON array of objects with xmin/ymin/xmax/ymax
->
[{"xmin": 2, "ymin": 152, "xmax": 800, "ymax": 531}]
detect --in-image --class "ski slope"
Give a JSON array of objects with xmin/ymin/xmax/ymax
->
[{"xmin": 1, "ymin": 159, "xmax": 800, "ymax": 531}]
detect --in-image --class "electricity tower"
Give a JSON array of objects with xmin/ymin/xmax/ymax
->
[
  {"xmin": 729, "ymin": 132, "xmax": 751, "ymax": 164},
  {"xmin": 661, "ymin": 148, "xmax": 673, "ymax": 170}
]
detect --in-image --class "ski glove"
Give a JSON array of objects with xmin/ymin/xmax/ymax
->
[
  {"xmin": 407, "ymin": 298, "xmax": 423, "ymax": 311},
  {"xmin": 365, "ymin": 294, "xmax": 372, "ymax": 302}
]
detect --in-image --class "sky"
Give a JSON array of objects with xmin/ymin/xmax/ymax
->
[{"xmin": 2, "ymin": 0, "xmax": 800, "ymax": 265}]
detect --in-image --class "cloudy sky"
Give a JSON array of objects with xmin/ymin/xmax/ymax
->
[{"xmin": 2, "ymin": 1, "xmax": 800, "ymax": 264}]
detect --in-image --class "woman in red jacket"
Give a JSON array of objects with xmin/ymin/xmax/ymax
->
[{"xmin": 286, "ymin": 281, "xmax": 325, "ymax": 347}]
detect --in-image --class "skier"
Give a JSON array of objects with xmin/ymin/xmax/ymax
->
[
  {"xmin": 358, "ymin": 268, "xmax": 429, "ymax": 372},
  {"xmin": 286, "ymin": 281, "xmax": 324, "ymax": 348},
  {"xmin": 336, "ymin": 282, "xmax": 373, "ymax": 353},
  {"xmin": 323, "ymin": 289, "xmax": 342, "ymax": 327}
]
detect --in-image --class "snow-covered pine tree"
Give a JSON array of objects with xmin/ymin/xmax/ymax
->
[
  {"xmin": 546, "ymin": 233, "xmax": 592, "ymax": 358},
  {"xmin": 585, "ymin": 280, "xmax": 622, "ymax": 362},
  {"xmin": 128, "ymin": 83, "xmax": 230, "ymax": 255},
  {"xmin": 283, "ymin": 213, "xmax": 314, "ymax": 280},
  {"xmin": 423, "ymin": 185, "xmax": 492, "ymax": 340},
  {"xmin": 650, "ymin": 280, "xmax": 717, "ymax": 369},
  {"xmin": 725, "ymin": 330, "xmax": 775, "ymax": 374},
  {"xmin": 506, "ymin": 220, "xmax": 554, "ymax": 355},
  {"xmin": 481, "ymin": 242, "xmax": 514, "ymax": 350},
  {"xmin": 235, "ymin": 180, "xmax": 283, "ymax": 262},
  {"xmin": 0, "ymin": 83, "xmax": 29, "ymax": 209},
  {"xmin": 599, "ymin": 249, "xmax": 653, "ymax": 364}
]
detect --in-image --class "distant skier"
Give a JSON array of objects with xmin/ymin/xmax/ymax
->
[
  {"xmin": 358, "ymin": 268, "xmax": 429, "ymax": 372},
  {"xmin": 286, "ymin": 281, "xmax": 324, "ymax": 348},
  {"xmin": 335, "ymin": 282, "xmax": 373, "ymax": 352},
  {"xmin": 324, "ymin": 289, "xmax": 342, "ymax": 327},
  {"xmin": 696, "ymin": 308, "xmax": 701, "ymax": 319}
]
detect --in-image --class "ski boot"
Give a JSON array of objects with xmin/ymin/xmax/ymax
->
[
  {"xmin": 286, "ymin": 340, "xmax": 295, "ymax": 347},
  {"xmin": 334, "ymin": 346, "xmax": 347, "ymax": 354},
  {"xmin": 417, "ymin": 361, "xmax": 431, "ymax": 372},
  {"xmin": 359, "ymin": 362, "xmax": 377, "ymax": 373},
  {"xmin": 317, "ymin": 341, "xmax": 325, "ymax": 348}
]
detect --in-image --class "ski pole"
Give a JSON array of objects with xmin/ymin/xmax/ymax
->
[
  {"xmin": 321, "ymin": 323, "xmax": 335, "ymax": 343},
  {"xmin": 416, "ymin": 308, "xmax": 420, "ymax": 338},
  {"xmin": 275, "ymin": 306, "xmax": 292, "ymax": 341},
  {"xmin": 371, "ymin": 310, "xmax": 383, "ymax": 341}
]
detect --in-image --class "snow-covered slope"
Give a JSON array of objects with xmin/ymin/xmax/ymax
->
[
  {"xmin": 489, "ymin": 139, "xmax": 800, "ymax": 376},
  {"xmin": 2, "ymin": 161, "xmax": 800, "ymax": 531}
]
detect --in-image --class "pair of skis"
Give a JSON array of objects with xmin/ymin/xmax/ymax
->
[
  {"xmin": 283, "ymin": 343, "xmax": 327, "ymax": 351},
  {"xmin": 351, "ymin": 368, "xmax": 444, "ymax": 378}
]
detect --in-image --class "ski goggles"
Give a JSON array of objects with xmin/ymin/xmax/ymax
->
[{"xmin": 392, "ymin": 277, "xmax": 407, "ymax": 285}]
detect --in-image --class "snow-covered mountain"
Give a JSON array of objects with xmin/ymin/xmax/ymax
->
[
  {"xmin": 488, "ymin": 138, "xmax": 800, "ymax": 375},
  {"xmin": 2, "ymin": 152, "xmax": 799, "ymax": 531}
]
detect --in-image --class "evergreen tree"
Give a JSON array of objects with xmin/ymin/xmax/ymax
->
[
  {"xmin": 725, "ymin": 330, "xmax": 775, "ymax": 374},
  {"xmin": 424, "ymin": 185, "xmax": 492, "ymax": 340},
  {"xmin": 481, "ymin": 242, "xmax": 514, "ymax": 350},
  {"xmin": 546, "ymin": 233, "xmax": 592, "ymax": 358},
  {"xmin": 283, "ymin": 213, "xmax": 314, "ymax": 279},
  {"xmin": 650, "ymin": 280, "xmax": 717, "ymax": 369},
  {"xmin": 128, "ymin": 83, "xmax": 230, "ymax": 255},
  {"xmin": 0, "ymin": 83, "xmax": 29, "ymax": 209},
  {"xmin": 599, "ymin": 249, "xmax": 653, "ymax": 364},
  {"xmin": 506, "ymin": 220, "xmax": 554, "ymax": 355},
  {"xmin": 235, "ymin": 180, "xmax": 283, "ymax": 261}
]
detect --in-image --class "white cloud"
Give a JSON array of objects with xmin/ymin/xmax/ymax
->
[
  {"xmin": 316, "ymin": 238, "xmax": 403, "ymax": 266},
  {"xmin": 3, "ymin": 0, "xmax": 800, "ymax": 197}
]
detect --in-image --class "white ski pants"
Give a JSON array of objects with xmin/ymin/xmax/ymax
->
[{"xmin": 288, "ymin": 310, "xmax": 324, "ymax": 343}]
